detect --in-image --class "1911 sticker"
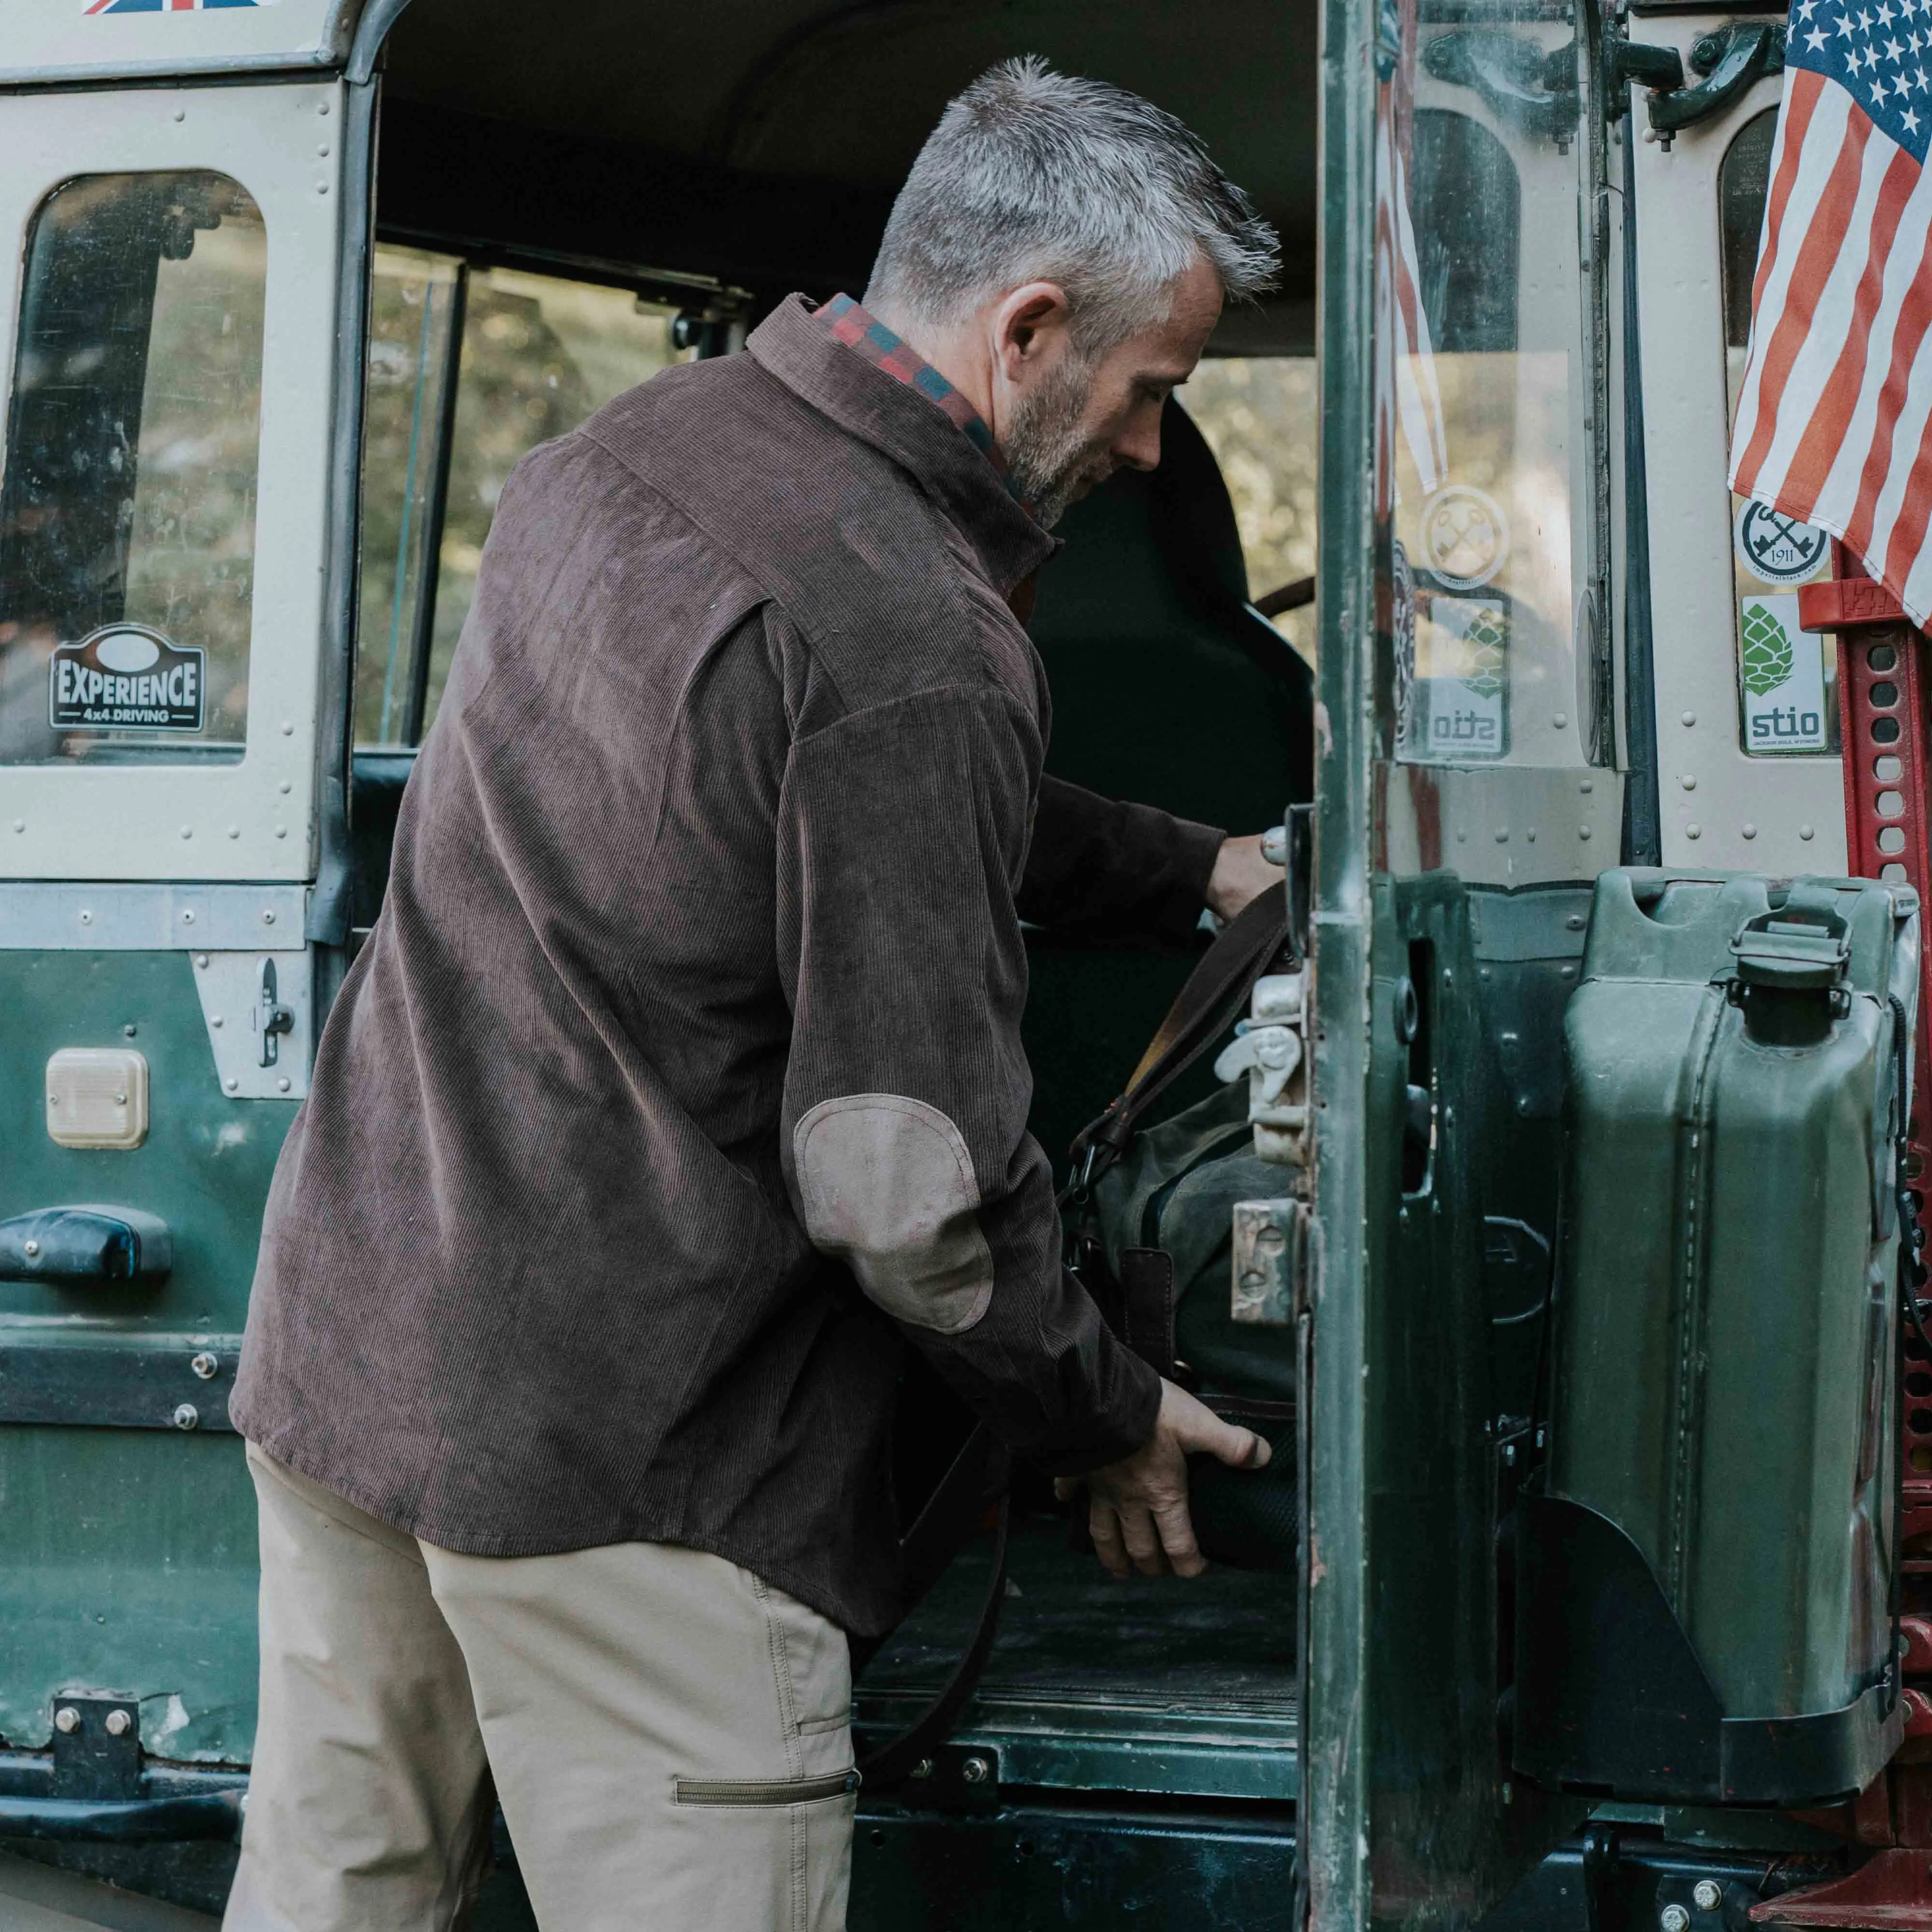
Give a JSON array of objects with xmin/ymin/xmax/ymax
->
[
  {"xmin": 51, "ymin": 625, "xmax": 205, "ymax": 733},
  {"xmin": 1734, "ymin": 500, "xmax": 1831, "ymax": 585}
]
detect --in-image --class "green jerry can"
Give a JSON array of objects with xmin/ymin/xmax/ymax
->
[{"xmin": 1513, "ymin": 868, "xmax": 1919, "ymax": 1805}]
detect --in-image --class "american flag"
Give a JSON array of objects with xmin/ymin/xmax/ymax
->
[{"xmin": 1730, "ymin": 0, "xmax": 1932, "ymax": 624}]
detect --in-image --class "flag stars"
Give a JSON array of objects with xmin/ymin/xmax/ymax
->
[
  {"xmin": 1811, "ymin": 25, "xmax": 1830, "ymax": 46},
  {"xmin": 1879, "ymin": 1, "xmax": 1898, "ymax": 27},
  {"xmin": 1860, "ymin": 12, "xmax": 1876, "ymax": 34},
  {"xmin": 1894, "ymin": 68, "xmax": 1913, "ymax": 91},
  {"xmin": 1906, "ymin": 103, "xmax": 1924, "ymax": 127},
  {"xmin": 1888, "ymin": 35, "xmax": 1906, "ymax": 57}
]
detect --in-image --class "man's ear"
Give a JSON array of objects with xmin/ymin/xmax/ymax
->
[{"xmin": 991, "ymin": 281, "xmax": 1074, "ymax": 383}]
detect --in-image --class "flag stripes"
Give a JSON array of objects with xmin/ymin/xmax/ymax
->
[{"xmin": 1731, "ymin": 7, "xmax": 1932, "ymax": 626}]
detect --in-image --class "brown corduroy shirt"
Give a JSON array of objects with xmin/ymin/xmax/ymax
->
[{"xmin": 232, "ymin": 295, "xmax": 1223, "ymax": 1634}]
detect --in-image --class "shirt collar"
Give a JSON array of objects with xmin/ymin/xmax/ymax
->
[
  {"xmin": 746, "ymin": 293, "xmax": 1055, "ymax": 598},
  {"xmin": 812, "ymin": 294, "xmax": 1019, "ymax": 497}
]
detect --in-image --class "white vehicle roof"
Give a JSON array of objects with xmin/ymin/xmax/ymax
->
[{"xmin": 0, "ymin": 0, "xmax": 359, "ymax": 87}]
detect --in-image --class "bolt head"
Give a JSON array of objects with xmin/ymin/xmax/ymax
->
[
  {"xmin": 961, "ymin": 1756, "xmax": 991, "ymax": 1785},
  {"xmin": 105, "ymin": 1709, "xmax": 132, "ymax": 1738},
  {"xmin": 1662, "ymin": 1905, "xmax": 1692, "ymax": 1932},
  {"xmin": 22, "ymin": 1240, "xmax": 39, "ymax": 1258},
  {"xmin": 910, "ymin": 1758, "xmax": 935, "ymax": 1780},
  {"xmin": 190, "ymin": 1352, "xmax": 219, "ymax": 1380},
  {"xmin": 172, "ymin": 1403, "xmax": 200, "ymax": 1431},
  {"xmin": 54, "ymin": 1706, "xmax": 80, "ymax": 1734},
  {"xmin": 1692, "ymin": 1880, "xmax": 1722, "ymax": 1912}
]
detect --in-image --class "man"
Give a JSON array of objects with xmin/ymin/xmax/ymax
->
[{"xmin": 227, "ymin": 56, "xmax": 1284, "ymax": 1932}]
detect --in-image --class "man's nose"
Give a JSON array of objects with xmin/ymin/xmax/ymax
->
[{"xmin": 1112, "ymin": 409, "xmax": 1164, "ymax": 474}]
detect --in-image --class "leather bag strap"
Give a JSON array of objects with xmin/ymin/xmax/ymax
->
[
  {"xmin": 1066, "ymin": 881, "xmax": 1291, "ymax": 1199},
  {"xmin": 853, "ymin": 1423, "xmax": 1012, "ymax": 1783}
]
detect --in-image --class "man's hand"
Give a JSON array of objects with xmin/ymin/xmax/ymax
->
[
  {"xmin": 1206, "ymin": 832, "xmax": 1284, "ymax": 923},
  {"xmin": 1055, "ymin": 1379, "xmax": 1272, "ymax": 1580}
]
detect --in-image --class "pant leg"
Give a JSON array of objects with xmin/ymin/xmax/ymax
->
[
  {"xmin": 225, "ymin": 1446, "xmax": 496, "ymax": 1932},
  {"xmin": 423, "ymin": 1538, "xmax": 856, "ymax": 1932}
]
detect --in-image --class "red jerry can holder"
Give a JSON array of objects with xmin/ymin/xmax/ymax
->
[{"xmin": 1751, "ymin": 553, "xmax": 1932, "ymax": 1927}]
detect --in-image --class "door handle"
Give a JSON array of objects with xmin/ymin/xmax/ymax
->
[
  {"xmin": 256, "ymin": 958, "xmax": 295, "ymax": 1069},
  {"xmin": 0, "ymin": 1207, "xmax": 171, "ymax": 1284}
]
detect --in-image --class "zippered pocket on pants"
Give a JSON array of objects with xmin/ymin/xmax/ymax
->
[{"xmin": 672, "ymin": 1769, "xmax": 860, "ymax": 1807}]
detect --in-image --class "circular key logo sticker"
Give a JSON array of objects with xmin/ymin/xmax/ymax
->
[
  {"xmin": 1421, "ymin": 485, "xmax": 1509, "ymax": 590},
  {"xmin": 1734, "ymin": 500, "xmax": 1830, "ymax": 585}
]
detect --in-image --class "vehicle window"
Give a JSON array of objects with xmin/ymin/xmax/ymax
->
[
  {"xmin": 1720, "ymin": 108, "xmax": 1839, "ymax": 757},
  {"xmin": 1187, "ymin": 356, "xmax": 1319, "ymax": 663},
  {"xmin": 355, "ymin": 260, "xmax": 682, "ymax": 747},
  {"xmin": 0, "ymin": 171, "xmax": 266, "ymax": 766},
  {"xmin": 355, "ymin": 247, "xmax": 464, "ymax": 748},
  {"xmin": 1386, "ymin": 67, "xmax": 1606, "ymax": 770}
]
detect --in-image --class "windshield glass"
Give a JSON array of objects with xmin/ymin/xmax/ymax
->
[{"xmin": 1385, "ymin": 0, "xmax": 1606, "ymax": 770}]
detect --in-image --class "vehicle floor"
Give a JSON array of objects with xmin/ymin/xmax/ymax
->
[{"xmin": 856, "ymin": 1509, "xmax": 1297, "ymax": 1719}]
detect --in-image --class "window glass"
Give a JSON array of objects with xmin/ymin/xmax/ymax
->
[
  {"xmin": 1720, "ymin": 109, "xmax": 1839, "ymax": 757},
  {"xmin": 1187, "ymin": 356, "xmax": 1319, "ymax": 663},
  {"xmin": 355, "ymin": 246, "xmax": 462, "ymax": 748},
  {"xmin": 355, "ymin": 264, "xmax": 681, "ymax": 746},
  {"xmin": 1384, "ymin": 35, "xmax": 1605, "ymax": 770},
  {"xmin": 0, "ymin": 172, "xmax": 266, "ymax": 766}
]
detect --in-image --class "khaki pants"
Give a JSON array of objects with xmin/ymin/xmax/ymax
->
[{"xmin": 226, "ymin": 1446, "xmax": 856, "ymax": 1932}]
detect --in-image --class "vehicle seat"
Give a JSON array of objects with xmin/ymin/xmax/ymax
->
[{"xmin": 1023, "ymin": 397, "xmax": 1313, "ymax": 1172}]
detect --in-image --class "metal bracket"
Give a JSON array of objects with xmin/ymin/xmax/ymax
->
[
  {"xmin": 1649, "ymin": 22, "xmax": 1784, "ymax": 142},
  {"xmin": 193, "ymin": 950, "xmax": 312, "ymax": 1099},
  {"xmin": 1606, "ymin": 36, "xmax": 1686, "ymax": 123},
  {"xmin": 49, "ymin": 1696, "xmax": 140, "ymax": 1802},
  {"xmin": 1232, "ymin": 1200, "xmax": 1310, "ymax": 1327}
]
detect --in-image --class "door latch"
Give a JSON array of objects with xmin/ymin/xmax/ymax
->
[{"xmin": 256, "ymin": 959, "xmax": 296, "ymax": 1068}]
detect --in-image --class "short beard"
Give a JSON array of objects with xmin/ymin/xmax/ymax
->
[{"xmin": 1004, "ymin": 353, "xmax": 1112, "ymax": 529}]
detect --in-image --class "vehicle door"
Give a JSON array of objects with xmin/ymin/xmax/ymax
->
[
  {"xmin": 1301, "ymin": 0, "xmax": 1614, "ymax": 1916},
  {"xmin": 0, "ymin": 19, "xmax": 365, "ymax": 1781}
]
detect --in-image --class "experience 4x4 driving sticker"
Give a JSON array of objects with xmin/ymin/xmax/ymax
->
[{"xmin": 51, "ymin": 625, "xmax": 205, "ymax": 732}]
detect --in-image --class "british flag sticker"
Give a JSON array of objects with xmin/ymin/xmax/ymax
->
[{"xmin": 86, "ymin": 0, "xmax": 281, "ymax": 13}]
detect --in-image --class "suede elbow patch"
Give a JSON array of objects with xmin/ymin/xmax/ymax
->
[{"xmin": 792, "ymin": 1094, "xmax": 995, "ymax": 1335}]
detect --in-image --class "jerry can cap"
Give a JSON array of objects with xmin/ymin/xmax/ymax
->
[{"xmin": 1728, "ymin": 894, "xmax": 1851, "ymax": 993}]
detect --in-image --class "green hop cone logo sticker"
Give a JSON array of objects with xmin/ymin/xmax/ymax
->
[
  {"xmin": 1462, "ymin": 605, "xmax": 1507, "ymax": 700},
  {"xmin": 1740, "ymin": 601, "xmax": 1794, "ymax": 697}
]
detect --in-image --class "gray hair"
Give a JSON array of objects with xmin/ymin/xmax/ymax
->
[{"xmin": 865, "ymin": 58, "xmax": 1280, "ymax": 351}]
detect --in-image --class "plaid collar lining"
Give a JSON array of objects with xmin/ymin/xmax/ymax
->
[{"xmin": 814, "ymin": 293, "xmax": 1021, "ymax": 498}]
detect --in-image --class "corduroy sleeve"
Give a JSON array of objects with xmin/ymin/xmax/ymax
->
[
  {"xmin": 1019, "ymin": 773, "xmax": 1225, "ymax": 949},
  {"xmin": 775, "ymin": 683, "xmax": 1161, "ymax": 1473}
]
